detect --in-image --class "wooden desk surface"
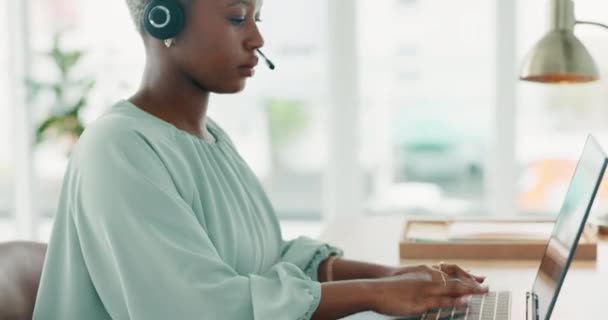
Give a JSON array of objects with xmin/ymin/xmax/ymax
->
[{"xmin": 319, "ymin": 216, "xmax": 607, "ymax": 319}]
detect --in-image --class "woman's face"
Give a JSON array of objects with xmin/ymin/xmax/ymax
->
[{"xmin": 171, "ymin": 0, "xmax": 265, "ymax": 93}]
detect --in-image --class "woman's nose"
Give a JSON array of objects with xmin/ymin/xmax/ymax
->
[{"xmin": 245, "ymin": 23, "xmax": 265, "ymax": 51}]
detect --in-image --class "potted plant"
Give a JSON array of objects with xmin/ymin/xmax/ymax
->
[{"xmin": 26, "ymin": 31, "xmax": 95, "ymax": 155}]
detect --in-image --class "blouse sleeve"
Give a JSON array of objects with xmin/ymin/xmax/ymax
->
[
  {"xmin": 280, "ymin": 236, "xmax": 344, "ymax": 282},
  {"xmin": 72, "ymin": 129, "xmax": 321, "ymax": 320}
]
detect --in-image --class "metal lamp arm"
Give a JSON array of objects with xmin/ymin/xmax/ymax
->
[{"xmin": 576, "ymin": 20, "xmax": 608, "ymax": 30}]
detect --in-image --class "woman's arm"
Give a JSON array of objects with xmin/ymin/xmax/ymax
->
[
  {"xmin": 311, "ymin": 280, "xmax": 375, "ymax": 320},
  {"xmin": 318, "ymin": 257, "xmax": 393, "ymax": 282},
  {"xmin": 318, "ymin": 257, "xmax": 487, "ymax": 285},
  {"xmin": 312, "ymin": 267, "xmax": 490, "ymax": 320}
]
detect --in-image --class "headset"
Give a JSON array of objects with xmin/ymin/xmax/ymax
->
[
  {"xmin": 142, "ymin": 0, "xmax": 275, "ymax": 70},
  {"xmin": 143, "ymin": 0, "xmax": 185, "ymax": 40}
]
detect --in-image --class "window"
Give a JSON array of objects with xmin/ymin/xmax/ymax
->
[
  {"xmin": 517, "ymin": 0, "xmax": 608, "ymax": 216},
  {"xmin": 362, "ymin": 0, "xmax": 495, "ymax": 216},
  {"xmin": 210, "ymin": 0, "xmax": 329, "ymax": 220},
  {"xmin": 17, "ymin": 0, "xmax": 608, "ymax": 242},
  {"xmin": 0, "ymin": 1, "xmax": 15, "ymax": 240}
]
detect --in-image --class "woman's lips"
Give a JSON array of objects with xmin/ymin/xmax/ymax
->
[
  {"xmin": 238, "ymin": 66, "xmax": 255, "ymax": 77},
  {"xmin": 238, "ymin": 57, "xmax": 258, "ymax": 77}
]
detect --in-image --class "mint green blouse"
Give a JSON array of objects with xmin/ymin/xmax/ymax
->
[{"xmin": 33, "ymin": 100, "xmax": 342, "ymax": 320}]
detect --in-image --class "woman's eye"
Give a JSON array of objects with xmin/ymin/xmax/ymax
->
[{"xmin": 228, "ymin": 17, "xmax": 246, "ymax": 26}]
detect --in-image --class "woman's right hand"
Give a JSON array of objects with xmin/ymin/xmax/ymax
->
[{"xmin": 368, "ymin": 264, "xmax": 489, "ymax": 317}]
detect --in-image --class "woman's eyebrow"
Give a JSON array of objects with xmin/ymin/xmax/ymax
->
[{"xmin": 225, "ymin": 0, "xmax": 251, "ymax": 8}]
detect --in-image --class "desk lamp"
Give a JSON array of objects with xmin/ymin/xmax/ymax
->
[
  {"xmin": 520, "ymin": 0, "xmax": 608, "ymax": 233},
  {"xmin": 520, "ymin": 0, "xmax": 605, "ymax": 83}
]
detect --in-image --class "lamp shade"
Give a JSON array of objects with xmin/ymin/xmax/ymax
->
[{"xmin": 520, "ymin": 30, "xmax": 599, "ymax": 83}]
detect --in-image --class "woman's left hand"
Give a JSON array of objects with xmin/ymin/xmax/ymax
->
[{"xmin": 377, "ymin": 263, "xmax": 485, "ymax": 285}]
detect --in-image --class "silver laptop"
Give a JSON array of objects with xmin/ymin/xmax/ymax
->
[{"xmin": 352, "ymin": 135, "xmax": 607, "ymax": 320}]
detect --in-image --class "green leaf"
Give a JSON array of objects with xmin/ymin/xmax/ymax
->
[
  {"xmin": 36, "ymin": 115, "xmax": 63, "ymax": 144},
  {"xmin": 31, "ymin": 30, "xmax": 95, "ymax": 146}
]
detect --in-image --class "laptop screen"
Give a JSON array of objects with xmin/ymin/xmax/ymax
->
[{"xmin": 531, "ymin": 135, "xmax": 607, "ymax": 320}]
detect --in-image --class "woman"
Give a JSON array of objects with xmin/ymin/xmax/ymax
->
[{"xmin": 33, "ymin": 0, "xmax": 488, "ymax": 319}]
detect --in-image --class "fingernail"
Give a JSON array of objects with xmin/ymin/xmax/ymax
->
[{"xmin": 459, "ymin": 296, "xmax": 470, "ymax": 304}]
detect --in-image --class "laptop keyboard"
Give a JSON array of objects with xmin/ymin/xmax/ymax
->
[{"xmin": 396, "ymin": 291, "xmax": 511, "ymax": 320}]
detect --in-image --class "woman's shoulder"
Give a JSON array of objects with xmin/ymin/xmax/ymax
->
[
  {"xmin": 72, "ymin": 100, "xmax": 177, "ymax": 161},
  {"xmin": 87, "ymin": 100, "xmax": 174, "ymax": 137}
]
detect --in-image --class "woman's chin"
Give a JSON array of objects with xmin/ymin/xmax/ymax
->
[{"xmin": 214, "ymin": 80, "xmax": 247, "ymax": 94}]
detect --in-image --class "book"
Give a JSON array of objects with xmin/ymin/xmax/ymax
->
[{"xmin": 400, "ymin": 219, "xmax": 597, "ymax": 260}]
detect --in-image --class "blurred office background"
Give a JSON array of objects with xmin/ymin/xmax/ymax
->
[{"xmin": 2, "ymin": 0, "xmax": 608, "ymax": 242}]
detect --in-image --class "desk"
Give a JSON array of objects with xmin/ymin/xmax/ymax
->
[{"xmin": 319, "ymin": 216, "xmax": 607, "ymax": 319}]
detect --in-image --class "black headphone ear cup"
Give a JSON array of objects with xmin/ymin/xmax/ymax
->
[{"xmin": 143, "ymin": 0, "xmax": 185, "ymax": 40}]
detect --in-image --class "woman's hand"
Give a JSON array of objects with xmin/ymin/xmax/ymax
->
[
  {"xmin": 368, "ymin": 265, "xmax": 489, "ymax": 317},
  {"xmin": 378, "ymin": 262, "xmax": 485, "ymax": 285}
]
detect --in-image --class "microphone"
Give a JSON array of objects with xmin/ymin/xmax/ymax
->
[{"xmin": 256, "ymin": 49, "xmax": 276, "ymax": 70}]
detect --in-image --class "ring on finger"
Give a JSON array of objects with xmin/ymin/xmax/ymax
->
[{"xmin": 438, "ymin": 261, "xmax": 445, "ymax": 272}]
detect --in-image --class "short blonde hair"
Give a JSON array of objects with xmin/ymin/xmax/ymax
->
[{"xmin": 125, "ymin": 0, "xmax": 150, "ymax": 34}]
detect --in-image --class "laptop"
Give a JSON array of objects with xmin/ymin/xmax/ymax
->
[{"xmin": 351, "ymin": 135, "xmax": 608, "ymax": 320}]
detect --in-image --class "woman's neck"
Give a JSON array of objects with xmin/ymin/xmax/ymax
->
[{"xmin": 129, "ymin": 56, "xmax": 211, "ymax": 140}]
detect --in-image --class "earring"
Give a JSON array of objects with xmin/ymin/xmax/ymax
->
[{"xmin": 164, "ymin": 38, "xmax": 175, "ymax": 48}]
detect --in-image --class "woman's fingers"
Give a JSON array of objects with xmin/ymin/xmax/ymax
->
[
  {"xmin": 439, "ymin": 263, "xmax": 486, "ymax": 283},
  {"xmin": 423, "ymin": 295, "xmax": 470, "ymax": 311},
  {"xmin": 430, "ymin": 278, "xmax": 489, "ymax": 296},
  {"xmin": 419, "ymin": 278, "xmax": 488, "ymax": 316}
]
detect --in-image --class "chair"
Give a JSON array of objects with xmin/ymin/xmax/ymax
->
[{"xmin": 0, "ymin": 242, "xmax": 47, "ymax": 320}]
